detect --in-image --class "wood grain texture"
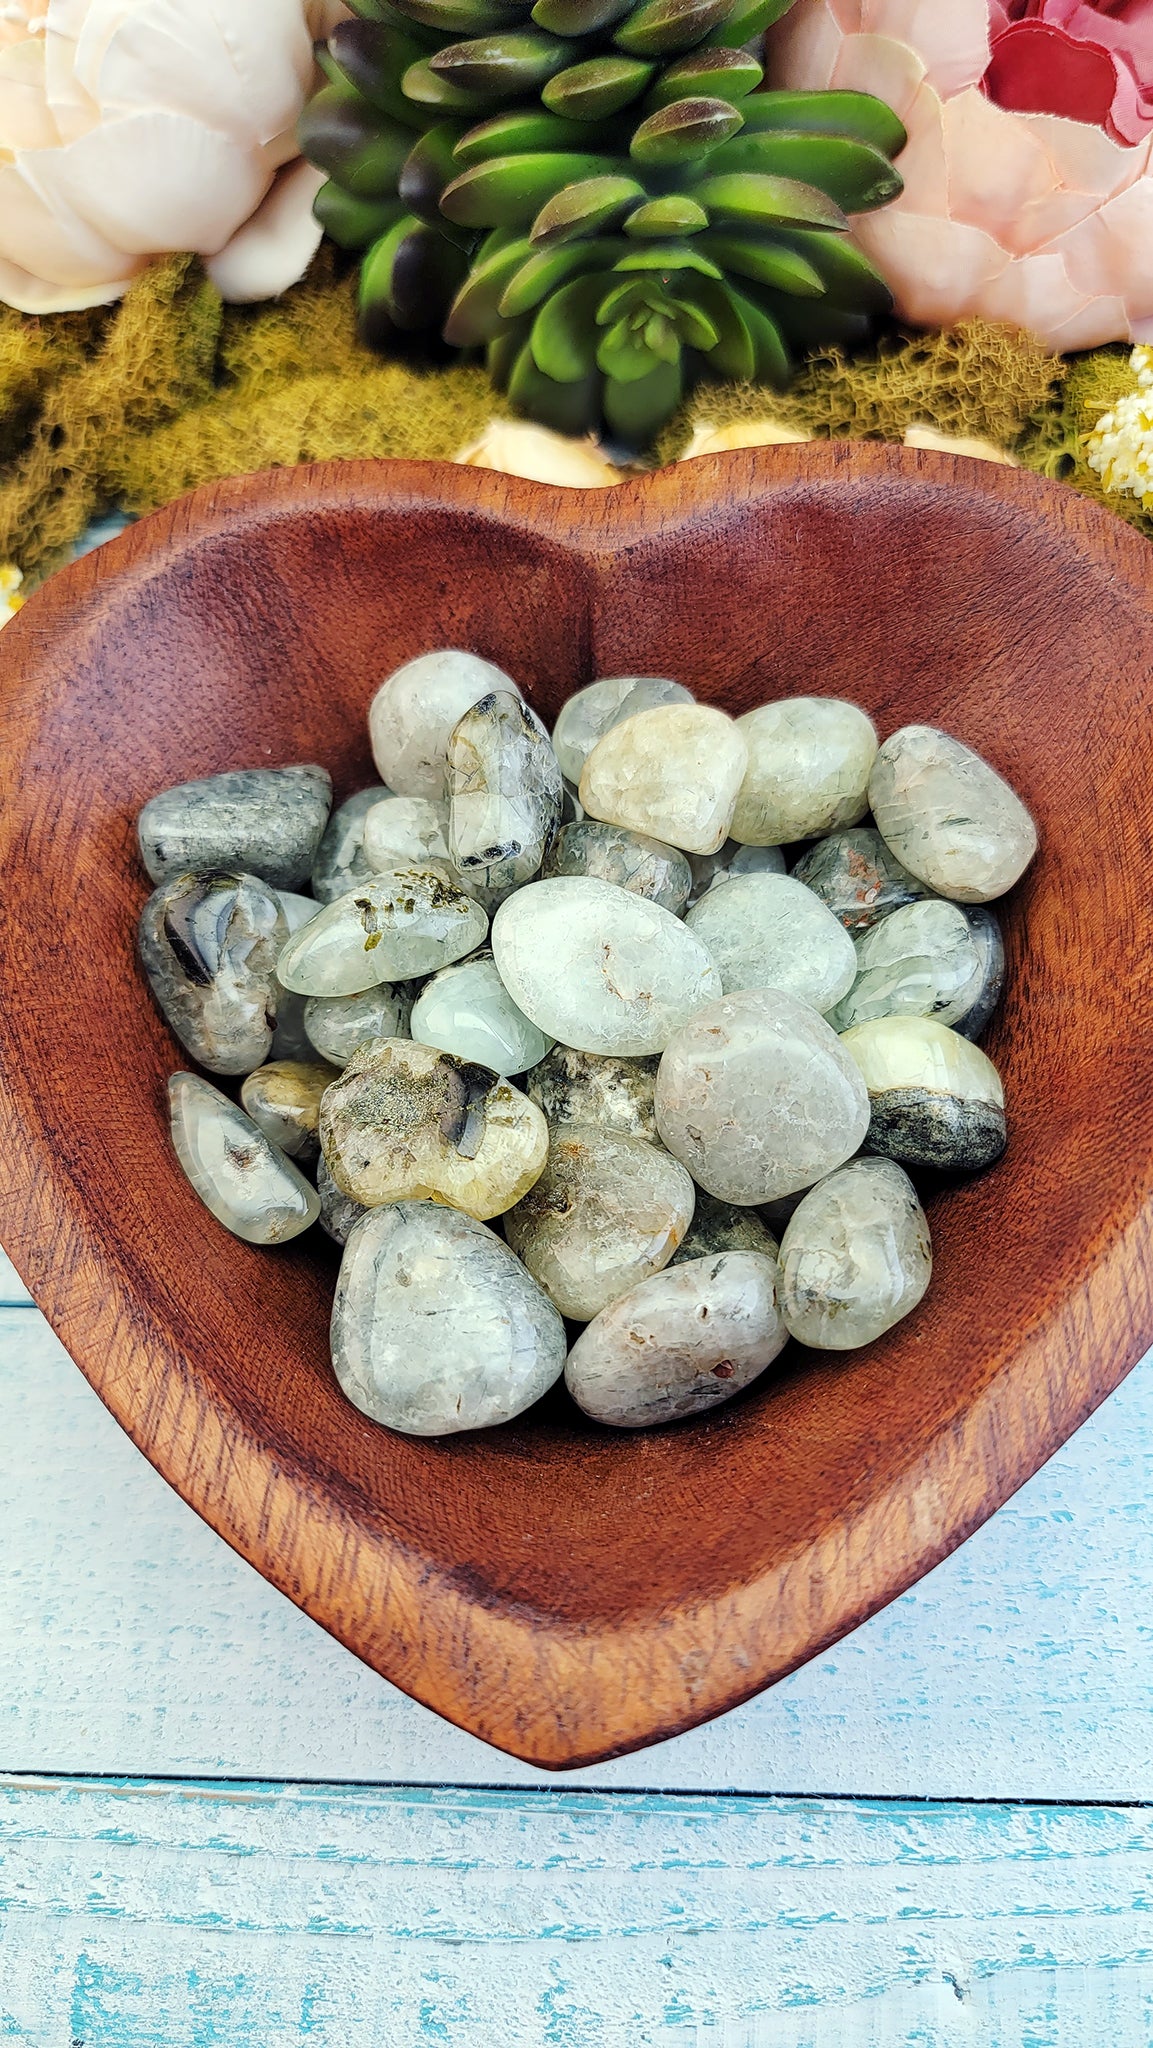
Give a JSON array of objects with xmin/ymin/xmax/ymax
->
[
  {"xmin": 4, "ymin": 1303, "xmax": 1153, "ymax": 1797},
  {"xmin": 0, "ymin": 449, "xmax": 1151, "ymax": 1769},
  {"xmin": 5, "ymin": 1775, "xmax": 1153, "ymax": 2047}
]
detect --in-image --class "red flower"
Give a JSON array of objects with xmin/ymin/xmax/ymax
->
[{"xmin": 985, "ymin": 1, "xmax": 1153, "ymax": 142}]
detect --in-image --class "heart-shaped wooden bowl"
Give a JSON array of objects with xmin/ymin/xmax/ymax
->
[{"xmin": 1, "ymin": 446, "xmax": 1151, "ymax": 1769}]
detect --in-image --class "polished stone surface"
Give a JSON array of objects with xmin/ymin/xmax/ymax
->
[
  {"xmin": 791, "ymin": 826, "xmax": 934, "ymax": 934},
  {"xmin": 492, "ymin": 877, "xmax": 721, "ymax": 1057},
  {"xmin": 686, "ymin": 873, "xmax": 857, "ymax": 1011},
  {"xmin": 543, "ymin": 820, "xmax": 691, "ymax": 914},
  {"xmin": 565, "ymin": 1251, "xmax": 788, "ymax": 1428},
  {"xmin": 732, "ymin": 699, "xmax": 877, "ymax": 847},
  {"xmin": 240, "ymin": 1059, "xmax": 337, "ymax": 1164},
  {"xmin": 840, "ymin": 1014, "xmax": 1007, "ymax": 1173},
  {"xmin": 138, "ymin": 765, "xmax": 332, "ymax": 891},
  {"xmin": 551, "ymin": 675, "xmax": 692, "ymax": 785},
  {"xmin": 655, "ymin": 989, "xmax": 871, "ymax": 1204},
  {"xmin": 778, "ymin": 1157, "xmax": 932, "ymax": 1350},
  {"xmin": 504, "ymin": 1124, "xmax": 695, "ymax": 1322},
  {"xmin": 830, "ymin": 899, "xmax": 1005, "ymax": 1037},
  {"xmin": 670, "ymin": 1191, "xmax": 778, "ymax": 1265},
  {"xmin": 139, "ymin": 868, "xmax": 287, "ymax": 1077},
  {"xmin": 331, "ymin": 1201, "xmax": 566, "ymax": 1436},
  {"xmin": 270, "ymin": 892, "xmax": 321, "ymax": 1061},
  {"xmin": 319, "ymin": 1038, "xmax": 548, "ymax": 1219},
  {"xmin": 168, "ymin": 1072, "xmax": 320, "ymax": 1245},
  {"xmin": 362, "ymin": 795, "xmax": 451, "ymax": 871},
  {"xmin": 686, "ymin": 839, "xmax": 786, "ymax": 905},
  {"xmin": 410, "ymin": 952, "xmax": 553, "ymax": 1077},
  {"xmin": 369, "ymin": 650, "xmax": 518, "ymax": 799},
  {"xmin": 579, "ymin": 705, "xmax": 748, "ymax": 856},
  {"xmin": 447, "ymin": 691, "xmax": 562, "ymax": 893},
  {"xmin": 868, "ymin": 725, "xmax": 1038, "ymax": 903},
  {"xmin": 277, "ymin": 867, "xmax": 487, "ymax": 997},
  {"xmin": 522, "ymin": 1045, "xmax": 660, "ymax": 1144},
  {"xmin": 316, "ymin": 1152, "xmax": 368, "ymax": 1246},
  {"xmin": 303, "ymin": 985, "xmax": 410, "ymax": 1067},
  {"xmin": 311, "ymin": 786, "xmax": 392, "ymax": 905}
]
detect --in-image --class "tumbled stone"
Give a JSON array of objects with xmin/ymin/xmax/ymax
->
[
  {"xmin": 565, "ymin": 1252, "xmax": 788, "ymax": 1428},
  {"xmin": 240, "ymin": 1059, "xmax": 337, "ymax": 1163},
  {"xmin": 168, "ymin": 1073, "xmax": 320, "ymax": 1244},
  {"xmin": 868, "ymin": 725, "xmax": 1038, "ymax": 903},
  {"xmin": 686, "ymin": 874, "xmax": 857, "ymax": 1011},
  {"xmin": 840, "ymin": 1015, "xmax": 1007, "ymax": 1172},
  {"xmin": 544, "ymin": 819, "xmax": 691, "ymax": 913},
  {"xmin": 320, "ymin": 1038, "xmax": 548, "ymax": 1219},
  {"xmin": 304, "ymin": 985, "xmax": 410, "ymax": 1067},
  {"xmin": 270, "ymin": 890, "xmax": 323, "ymax": 1061},
  {"xmin": 523, "ymin": 1045, "xmax": 660, "ymax": 1144},
  {"xmin": 686, "ymin": 839, "xmax": 785, "ymax": 904},
  {"xmin": 139, "ymin": 868, "xmax": 287, "ymax": 1076},
  {"xmin": 551, "ymin": 675, "xmax": 693, "ymax": 785},
  {"xmin": 504, "ymin": 1124, "xmax": 695, "ymax": 1321},
  {"xmin": 655, "ymin": 989, "xmax": 871, "ymax": 1203},
  {"xmin": 277, "ymin": 866, "xmax": 487, "ymax": 996},
  {"xmin": 579, "ymin": 704, "xmax": 748, "ymax": 856},
  {"xmin": 411, "ymin": 952, "xmax": 552, "ymax": 1077},
  {"xmin": 778, "ymin": 1157, "xmax": 931, "ymax": 1351},
  {"xmin": 791, "ymin": 827, "xmax": 933, "ymax": 934},
  {"xmin": 447, "ymin": 691, "xmax": 562, "ymax": 892},
  {"xmin": 830, "ymin": 900, "xmax": 1005, "ymax": 1036},
  {"xmin": 331, "ymin": 1201, "xmax": 566, "ymax": 1435},
  {"xmin": 317, "ymin": 1153, "xmax": 368, "ymax": 1246},
  {"xmin": 369, "ymin": 649, "xmax": 518, "ymax": 799},
  {"xmin": 492, "ymin": 877, "xmax": 721, "ymax": 1057},
  {"xmin": 671, "ymin": 1191, "xmax": 778, "ymax": 1265},
  {"xmin": 731, "ymin": 698, "xmax": 877, "ymax": 847},
  {"xmin": 311, "ymin": 786, "xmax": 391, "ymax": 905},
  {"xmin": 138, "ymin": 765, "xmax": 332, "ymax": 891},
  {"xmin": 362, "ymin": 794, "xmax": 451, "ymax": 871}
]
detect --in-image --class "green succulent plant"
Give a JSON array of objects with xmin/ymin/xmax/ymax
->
[{"xmin": 300, "ymin": 0, "xmax": 906, "ymax": 443}]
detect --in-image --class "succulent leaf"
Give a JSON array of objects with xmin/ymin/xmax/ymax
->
[
  {"xmin": 702, "ymin": 130, "xmax": 903, "ymax": 213},
  {"xmin": 739, "ymin": 89, "xmax": 907, "ymax": 158},
  {"xmin": 543, "ymin": 55, "xmax": 656, "ymax": 118},
  {"xmin": 500, "ymin": 235, "xmax": 625, "ymax": 313},
  {"xmin": 630, "ymin": 95, "xmax": 744, "ymax": 164},
  {"xmin": 623, "ymin": 193, "xmax": 709, "ymax": 235},
  {"xmin": 644, "ymin": 46, "xmax": 762, "ymax": 108}
]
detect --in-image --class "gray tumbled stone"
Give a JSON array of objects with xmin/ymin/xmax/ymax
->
[
  {"xmin": 304, "ymin": 985, "xmax": 410, "ymax": 1067},
  {"xmin": 317, "ymin": 1153, "xmax": 369, "ymax": 1246},
  {"xmin": 139, "ymin": 765, "xmax": 331, "ymax": 890},
  {"xmin": 840, "ymin": 1015, "xmax": 1007, "ymax": 1173},
  {"xmin": 791, "ymin": 827, "xmax": 933, "ymax": 934},
  {"xmin": 544, "ymin": 820, "xmax": 691, "ymax": 914},
  {"xmin": 311, "ymin": 786, "xmax": 392, "ymax": 905},
  {"xmin": 523, "ymin": 1045, "xmax": 660, "ymax": 1144},
  {"xmin": 868, "ymin": 725, "xmax": 1037, "ymax": 904},
  {"xmin": 671, "ymin": 1191, "xmax": 778, "ymax": 1265},
  {"xmin": 829, "ymin": 899, "xmax": 1005, "ymax": 1037},
  {"xmin": 139, "ymin": 868, "xmax": 287, "ymax": 1076},
  {"xmin": 504, "ymin": 1123, "xmax": 695, "ymax": 1321},
  {"xmin": 778, "ymin": 1157, "xmax": 931, "ymax": 1350},
  {"xmin": 168, "ymin": 1073, "xmax": 320, "ymax": 1244},
  {"xmin": 685, "ymin": 873, "xmax": 857, "ymax": 1011},
  {"xmin": 447, "ymin": 691, "xmax": 562, "ymax": 893}
]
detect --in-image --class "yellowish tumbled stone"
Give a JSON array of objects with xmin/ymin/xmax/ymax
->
[
  {"xmin": 240, "ymin": 1059, "xmax": 339, "ymax": 1164},
  {"xmin": 504, "ymin": 1124, "xmax": 694, "ymax": 1321},
  {"xmin": 579, "ymin": 704, "xmax": 748, "ymax": 856}
]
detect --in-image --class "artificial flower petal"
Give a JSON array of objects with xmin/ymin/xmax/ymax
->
[
  {"xmin": 26, "ymin": 108, "xmax": 269, "ymax": 257},
  {"xmin": 205, "ymin": 158, "xmax": 326, "ymax": 304},
  {"xmin": 457, "ymin": 421, "xmax": 623, "ymax": 487}
]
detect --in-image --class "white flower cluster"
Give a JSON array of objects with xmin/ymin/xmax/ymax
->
[
  {"xmin": 1087, "ymin": 348, "xmax": 1153, "ymax": 514},
  {"xmin": 0, "ymin": 563, "xmax": 23, "ymax": 627}
]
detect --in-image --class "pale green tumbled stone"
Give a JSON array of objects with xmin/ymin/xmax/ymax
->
[
  {"xmin": 791, "ymin": 827, "xmax": 933, "ymax": 934},
  {"xmin": 304, "ymin": 985, "xmax": 409, "ymax": 1067},
  {"xmin": 362, "ymin": 794, "xmax": 451, "ymax": 870},
  {"xmin": 138, "ymin": 764, "xmax": 332, "ymax": 890},
  {"xmin": 240, "ymin": 1059, "xmax": 338, "ymax": 1164},
  {"xmin": 411, "ymin": 953, "xmax": 553, "ymax": 1076},
  {"xmin": 168, "ymin": 1073, "xmax": 320, "ymax": 1244},
  {"xmin": 369, "ymin": 650, "xmax": 518, "ymax": 799},
  {"xmin": 544, "ymin": 820, "xmax": 691, "ymax": 914},
  {"xmin": 492, "ymin": 877, "xmax": 721, "ymax": 1058},
  {"xmin": 580, "ymin": 704, "xmax": 748, "ymax": 856},
  {"xmin": 270, "ymin": 889, "xmax": 323, "ymax": 1060},
  {"xmin": 731, "ymin": 698, "xmax": 878, "ymax": 847},
  {"xmin": 840, "ymin": 1014, "xmax": 1006, "ymax": 1173},
  {"xmin": 523, "ymin": 1045, "xmax": 660, "ymax": 1144},
  {"xmin": 139, "ymin": 869, "xmax": 287, "ymax": 1077},
  {"xmin": 778, "ymin": 1158, "xmax": 931, "ymax": 1350},
  {"xmin": 671, "ymin": 1191, "xmax": 778, "ymax": 1265},
  {"xmin": 311, "ymin": 786, "xmax": 391, "ymax": 905},
  {"xmin": 447, "ymin": 691, "xmax": 562, "ymax": 893},
  {"xmin": 565, "ymin": 1252, "xmax": 788, "ymax": 1428},
  {"xmin": 551, "ymin": 675, "xmax": 693, "ymax": 785},
  {"xmin": 686, "ymin": 873, "xmax": 857, "ymax": 1011},
  {"xmin": 868, "ymin": 725, "xmax": 1038, "ymax": 903},
  {"xmin": 830, "ymin": 899, "xmax": 1005, "ymax": 1036},
  {"xmin": 656, "ymin": 989, "xmax": 871, "ymax": 1204},
  {"xmin": 686, "ymin": 839, "xmax": 785, "ymax": 904},
  {"xmin": 504, "ymin": 1124, "xmax": 695, "ymax": 1321},
  {"xmin": 277, "ymin": 866, "xmax": 486, "ymax": 996},
  {"xmin": 317, "ymin": 1153, "xmax": 368, "ymax": 1246},
  {"xmin": 331, "ymin": 1201, "xmax": 566, "ymax": 1436}
]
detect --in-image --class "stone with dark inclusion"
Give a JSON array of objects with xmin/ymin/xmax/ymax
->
[
  {"xmin": 330, "ymin": 1201, "xmax": 566, "ymax": 1436},
  {"xmin": 840, "ymin": 1015, "xmax": 1007, "ymax": 1173},
  {"xmin": 270, "ymin": 890, "xmax": 323, "ymax": 1061},
  {"xmin": 778, "ymin": 1158, "xmax": 931, "ymax": 1350},
  {"xmin": 277, "ymin": 866, "xmax": 487, "ymax": 997},
  {"xmin": 240, "ymin": 1059, "xmax": 338, "ymax": 1164},
  {"xmin": 138, "ymin": 765, "xmax": 332, "ymax": 891},
  {"xmin": 139, "ymin": 868, "xmax": 287, "ymax": 1076},
  {"xmin": 317, "ymin": 1153, "xmax": 368, "ymax": 1246},
  {"xmin": 543, "ymin": 820, "xmax": 691, "ymax": 914},
  {"xmin": 791, "ymin": 827, "xmax": 933, "ymax": 935},
  {"xmin": 523, "ymin": 1044, "xmax": 660, "ymax": 1144},
  {"xmin": 311, "ymin": 786, "xmax": 391, "ymax": 904},
  {"xmin": 504, "ymin": 1123, "xmax": 695, "ymax": 1321},
  {"xmin": 671, "ymin": 1191, "xmax": 779, "ymax": 1266},
  {"xmin": 168, "ymin": 1073, "xmax": 320, "ymax": 1244},
  {"xmin": 369, "ymin": 651, "xmax": 519, "ymax": 800},
  {"xmin": 829, "ymin": 899, "xmax": 1005, "ymax": 1037},
  {"xmin": 447, "ymin": 691, "xmax": 562, "ymax": 893},
  {"xmin": 868, "ymin": 725, "xmax": 1037, "ymax": 904}
]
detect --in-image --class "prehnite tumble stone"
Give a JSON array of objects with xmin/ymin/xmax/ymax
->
[
  {"xmin": 655, "ymin": 989, "xmax": 871, "ymax": 1204},
  {"xmin": 304, "ymin": 985, "xmax": 410, "ymax": 1067},
  {"xmin": 269, "ymin": 891, "xmax": 321, "ymax": 1063},
  {"xmin": 169, "ymin": 1073, "xmax": 320, "ymax": 1244},
  {"xmin": 319, "ymin": 1037, "xmax": 548, "ymax": 1219},
  {"xmin": 139, "ymin": 868, "xmax": 287, "ymax": 1076},
  {"xmin": 317, "ymin": 1153, "xmax": 368, "ymax": 1246},
  {"xmin": 840, "ymin": 1015, "xmax": 1007, "ymax": 1173},
  {"xmin": 778, "ymin": 1157, "xmax": 932, "ymax": 1350},
  {"xmin": 277, "ymin": 866, "xmax": 487, "ymax": 996},
  {"xmin": 331, "ymin": 1201, "xmax": 566, "ymax": 1436},
  {"xmin": 685, "ymin": 839, "xmax": 786, "ymax": 905},
  {"xmin": 504, "ymin": 1123, "xmax": 695, "ymax": 1322},
  {"xmin": 565, "ymin": 1252, "xmax": 788, "ymax": 1429},
  {"xmin": 868, "ymin": 725, "xmax": 1038, "ymax": 903},
  {"xmin": 791, "ymin": 826, "xmax": 934, "ymax": 934},
  {"xmin": 311, "ymin": 786, "xmax": 391, "ymax": 905},
  {"xmin": 579, "ymin": 704, "xmax": 748, "ymax": 856},
  {"xmin": 369, "ymin": 650, "xmax": 518, "ymax": 799},
  {"xmin": 543, "ymin": 820, "xmax": 691, "ymax": 914},
  {"xmin": 730, "ymin": 698, "xmax": 877, "ymax": 847},
  {"xmin": 829, "ymin": 899, "xmax": 1005, "ymax": 1037},
  {"xmin": 523, "ymin": 1045, "xmax": 660, "ymax": 1144},
  {"xmin": 362, "ymin": 794, "xmax": 451, "ymax": 870},
  {"xmin": 447, "ymin": 690, "xmax": 562, "ymax": 892},
  {"xmin": 138, "ymin": 765, "xmax": 332, "ymax": 891},
  {"xmin": 410, "ymin": 952, "xmax": 554, "ymax": 1076},
  {"xmin": 670, "ymin": 1191, "xmax": 778, "ymax": 1265},
  {"xmin": 551, "ymin": 675, "xmax": 694, "ymax": 785},
  {"xmin": 491, "ymin": 877, "xmax": 721, "ymax": 1057},
  {"xmin": 240, "ymin": 1059, "xmax": 337, "ymax": 1164},
  {"xmin": 686, "ymin": 874, "xmax": 857, "ymax": 1011}
]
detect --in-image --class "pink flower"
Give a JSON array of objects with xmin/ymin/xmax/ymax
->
[{"xmin": 767, "ymin": 0, "xmax": 1153, "ymax": 348}]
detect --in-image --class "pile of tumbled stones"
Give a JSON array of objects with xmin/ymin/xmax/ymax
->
[{"xmin": 137, "ymin": 652, "xmax": 1038, "ymax": 1435}]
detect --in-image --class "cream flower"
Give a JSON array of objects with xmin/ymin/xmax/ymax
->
[
  {"xmin": 0, "ymin": 0, "xmax": 350, "ymax": 314},
  {"xmin": 0, "ymin": 564, "xmax": 24, "ymax": 625},
  {"xmin": 767, "ymin": 0, "xmax": 1153, "ymax": 349},
  {"xmin": 1086, "ymin": 344, "xmax": 1153, "ymax": 506},
  {"xmin": 456, "ymin": 421, "xmax": 624, "ymax": 488}
]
